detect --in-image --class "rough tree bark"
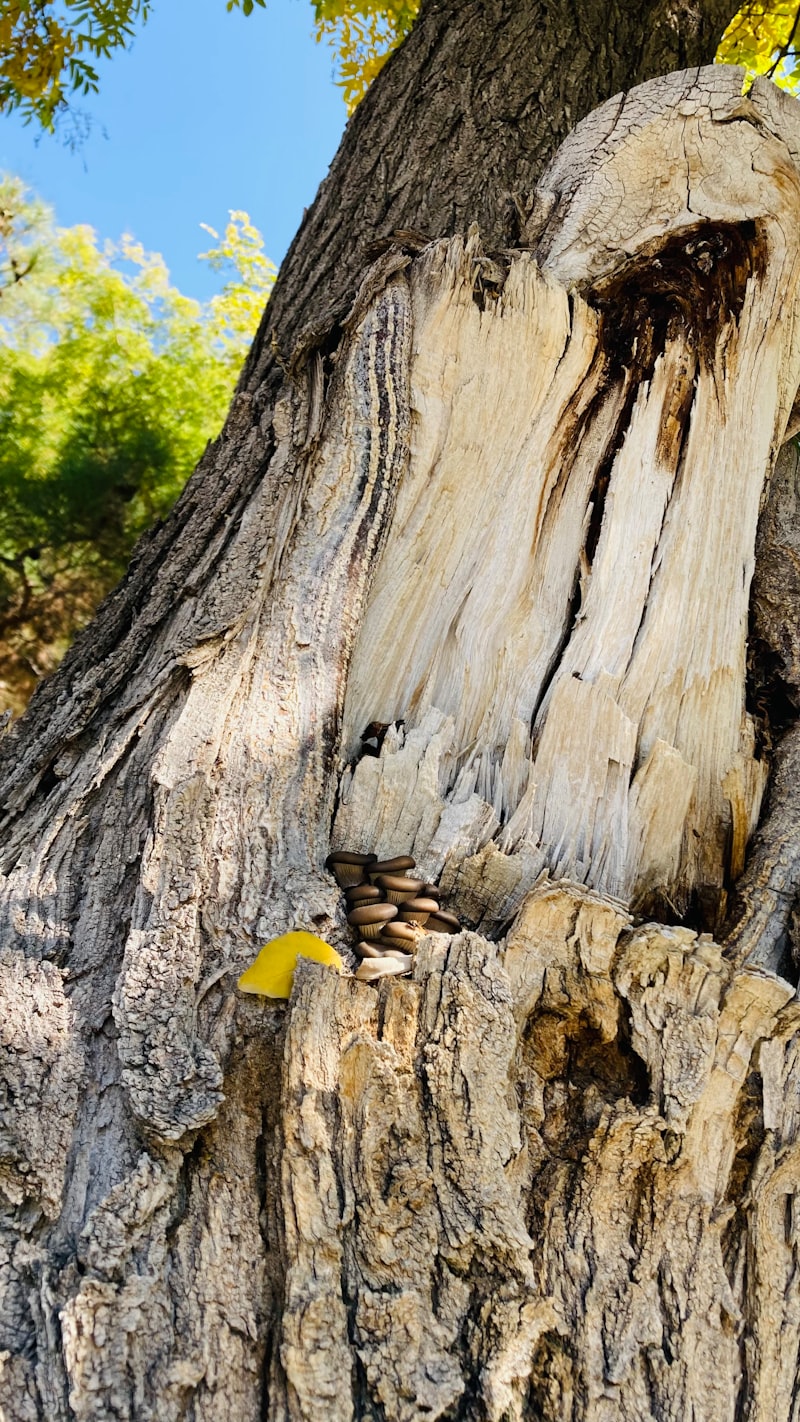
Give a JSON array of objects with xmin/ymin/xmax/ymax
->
[{"xmin": 4, "ymin": 4, "xmax": 800, "ymax": 1421}]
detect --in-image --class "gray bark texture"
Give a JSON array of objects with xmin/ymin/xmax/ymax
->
[{"xmin": 5, "ymin": 4, "xmax": 800, "ymax": 1420}]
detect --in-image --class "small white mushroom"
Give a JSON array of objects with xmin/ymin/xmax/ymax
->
[{"xmin": 355, "ymin": 955, "xmax": 413, "ymax": 982}]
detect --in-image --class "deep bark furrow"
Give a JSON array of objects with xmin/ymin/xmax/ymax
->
[
  {"xmin": 724, "ymin": 719, "xmax": 800, "ymax": 972},
  {"xmin": 725, "ymin": 439, "xmax": 800, "ymax": 973}
]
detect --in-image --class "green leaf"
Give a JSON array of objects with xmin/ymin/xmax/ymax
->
[{"xmin": 0, "ymin": 175, "xmax": 276, "ymax": 710}]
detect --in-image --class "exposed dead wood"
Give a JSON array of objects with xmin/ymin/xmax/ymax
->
[{"xmin": 338, "ymin": 69, "xmax": 800, "ymax": 929}]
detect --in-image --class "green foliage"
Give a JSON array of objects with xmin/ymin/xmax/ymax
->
[
  {"xmin": 198, "ymin": 210, "xmax": 277, "ymax": 344},
  {"xmin": 309, "ymin": 0, "xmax": 800, "ymax": 114},
  {"xmin": 0, "ymin": 0, "xmax": 418, "ymax": 124},
  {"xmin": 0, "ymin": 0, "xmax": 149, "ymax": 129},
  {"xmin": 717, "ymin": 2, "xmax": 800, "ymax": 90},
  {"xmin": 225, "ymin": 0, "xmax": 265, "ymax": 15},
  {"xmin": 312, "ymin": 0, "xmax": 417, "ymax": 112},
  {"xmin": 0, "ymin": 175, "xmax": 42, "ymax": 286},
  {"xmin": 0, "ymin": 176, "xmax": 275, "ymax": 710}
]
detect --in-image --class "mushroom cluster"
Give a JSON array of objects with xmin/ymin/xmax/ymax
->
[{"xmin": 325, "ymin": 851, "xmax": 460, "ymax": 984}]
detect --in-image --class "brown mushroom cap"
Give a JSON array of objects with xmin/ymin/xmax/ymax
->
[
  {"xmin": 347, "ymin": 903, "xmax": 398, "ymax": 938},
  {"xmin": 345, "ymin": 884, "xmax": 384, "ymax": 906},
  {"xmin": 355, "ymin": 940, "xmax": 412, "ymax": 963},
  {"xmin": 397, "ymin": 898, "xmax": 437, "ymax": 921},
  {"xmin": 347, "ymin": 903, "xmax": 397, "ymax": 925},
  {"xmin": 378, "ymin": 922, "xmax": 418, "ymax": 948},
  {"xmin": 425, "ymin": 910, "xmax": 461, "ymax": 934},
  {"xmin": 375, "ymin": 874, "xmax": 424, "ymax": 903},
  {"xmin": 368, "ymin": 855, "xmax": 416, "ymax": 881},
  {"xmin": 398, "ymin": 897, "xmax": 439, "ymax": 925},
  {"xmin": 418, "ymin": 882, "xmax": 441, "ymax": 899},
  {"xmin": 326, "ymin": 851, "xmax": 378, "ymax": 887},
  {"xmin": 353, "ymin": 939, "xmax": 385, "ymax": 959}
]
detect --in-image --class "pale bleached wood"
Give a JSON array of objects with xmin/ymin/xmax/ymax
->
[{"xmin": 337, "ymin": 69, "xmax": 800, "ymax": 924}]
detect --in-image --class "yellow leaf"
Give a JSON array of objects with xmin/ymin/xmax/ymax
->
[{"xmin": 237, "ymin": 931, "xmax": 343, "ymax": 999}]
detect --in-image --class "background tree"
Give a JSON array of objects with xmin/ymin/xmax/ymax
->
[
  {"xmin": 0, "ymin": 179, "xmax": 274, "ymax": 711},
  {"xmin": 4, "ymin": 2, "xmax": 800, "ymax": 1421}
]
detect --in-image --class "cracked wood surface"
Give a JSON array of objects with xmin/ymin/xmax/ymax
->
[
  {"xmin": 3, "ymin": 63, "xmax": 800, "ymax": 1422},
  {"xmin": 338, "ymin": 67, "xmax": 800, "ymax": 925}
]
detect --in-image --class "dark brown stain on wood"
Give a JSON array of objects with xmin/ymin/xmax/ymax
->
[{"xmin": 591, "ymin": 219, "xmax": 768, "ymax": 384}]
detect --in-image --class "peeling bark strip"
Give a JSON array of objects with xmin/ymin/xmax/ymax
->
[{"xmin": 5, "ymin": 66, "xmax": 800, "ymax": 1421}]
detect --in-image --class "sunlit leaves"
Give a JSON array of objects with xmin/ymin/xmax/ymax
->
[
  {"xmin": 314, "ymin": 0, "xmax": 800, "ymax": 114},
  {"xmin": 717, "ymin": 2, "xmax": 800, "ymax": 90},
  {"xmin": 5, "ymin": 0, "xmax": 800, "ymax": 129},
  {"xmin": 313, "ymin": 0, "xmax": 417, "ymax": 111},
  {"xmin": 314, "ymin": 0, "xmax": 800, "ymax": 113},
  {"xmin": 0, "ymin": 177, "xmax": 44, "ymax": 289},
  {"xmin": 0, "ymin": 0, "xmax": 150, "ymax": 128},
  {"xmin": 317, "ymin": 0, "xmax": 800, "ymax": 113},
  {"xmin": 0, "ymin": 177, "xmax": 275, "ymax": 709},
  {"xmin": 198, "ymin": 210, "xmax": 276, "ymax": 345}
]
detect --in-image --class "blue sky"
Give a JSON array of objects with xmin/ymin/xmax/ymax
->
[{"xmin": 0, "ymin": 0, "xmax": 348, "ymax": 300}]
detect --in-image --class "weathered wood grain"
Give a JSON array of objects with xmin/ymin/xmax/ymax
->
[{"xmin": 338, "ymin": 69, "xmax": 800, "ymax": 928}]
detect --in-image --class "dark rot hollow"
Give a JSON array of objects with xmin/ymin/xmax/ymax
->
[{"xmin": 591, "ymin": 219, "xmax": 767, "ymax": 384}]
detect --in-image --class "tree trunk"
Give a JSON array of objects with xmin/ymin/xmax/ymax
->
[
  {"xmin": 7, "ymin": 19, "xmax": 800, "ymax": 1422},
  {"xmin": 0, "ymin": 0, "xmax": 734, "ymax": 787}
]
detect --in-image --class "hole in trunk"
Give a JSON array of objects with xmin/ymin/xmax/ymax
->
[{"xmin": 590, "ymin": 219, "xmax": 766, "ymax": 381}]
